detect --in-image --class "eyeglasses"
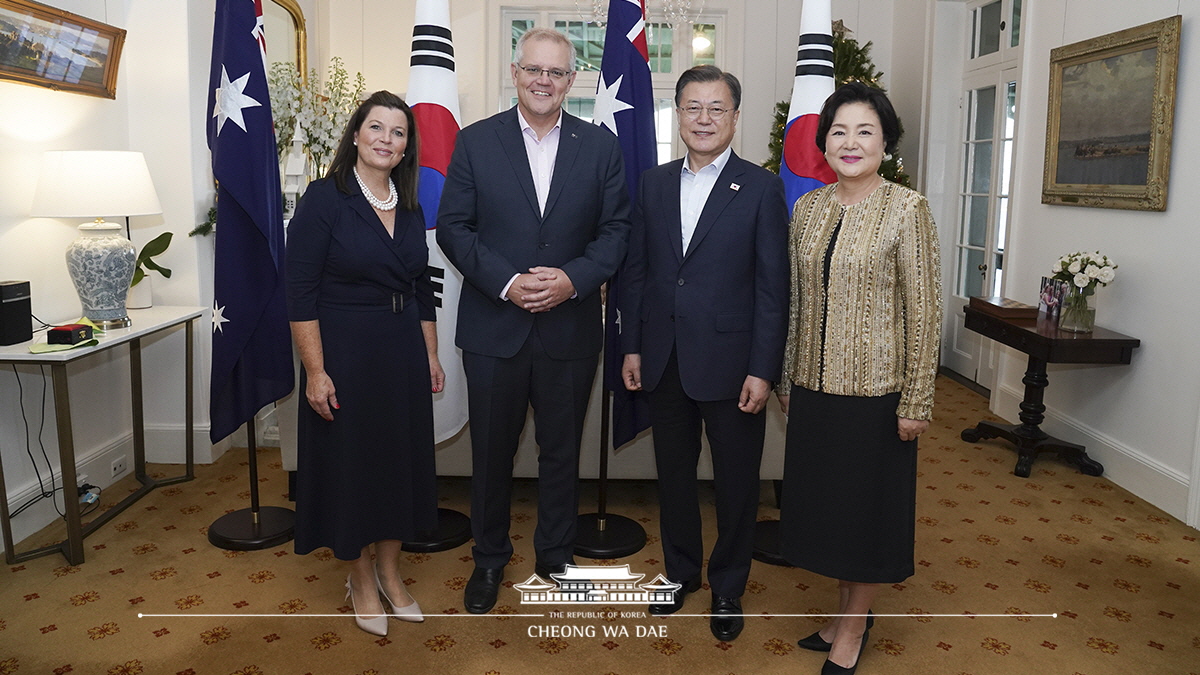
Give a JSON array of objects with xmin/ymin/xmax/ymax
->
[
  {"xmin": 517, "ymin": 64, "xmax": 571, "ymax": 81},
  {"xmin": 679, "ymin": 105, "xmax": 734, "ymax": 120}
]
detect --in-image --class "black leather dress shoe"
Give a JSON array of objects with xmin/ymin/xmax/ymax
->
[
  {"xmin": 797, "ymin": 611, "xmax": 874, "ymax": 652},
  {"xmin": 710, "ymin": 595, "xmax": 744, "ymax": 642},
  {"xmin": 648, "ymin": 577, "xmax": 700, "ymax": 616},
  {"xmin": 464, "ymin": 567, "xmax": 503, "ymax": 614}
]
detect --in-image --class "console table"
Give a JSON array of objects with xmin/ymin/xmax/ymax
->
[
  {"xmin": 960, "ymin": 306, "xmax": 1140, "ymax": 478},
  {"xmin": 0, "ymin": 306, "xmax": 203, "ymax": 564}
]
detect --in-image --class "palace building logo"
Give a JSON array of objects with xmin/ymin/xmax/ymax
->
[{"xmin": 514, "ymin": 564, "xmax": 680, "ymax": 605}]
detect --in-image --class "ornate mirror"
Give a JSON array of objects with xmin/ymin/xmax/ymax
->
[{"xmin": 264, "ymin": 0, "xmax": 307, "ymax": 75}]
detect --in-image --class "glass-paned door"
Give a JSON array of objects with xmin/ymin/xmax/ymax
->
[{"xmin": 943, "ymin": 70, "xmax": 1018, "ymax": 382}]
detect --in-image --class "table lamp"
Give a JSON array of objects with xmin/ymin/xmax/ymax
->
[{"xmin": 30, "ymin": 151, "xmax": 162, "ymax": 329}]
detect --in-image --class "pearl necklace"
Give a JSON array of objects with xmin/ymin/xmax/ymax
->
[{"xmin": 353, "ymin": 166, "xmax": 398, "ymax": 211}]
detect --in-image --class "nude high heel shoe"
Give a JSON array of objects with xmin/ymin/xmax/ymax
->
[
  {"xmin": 375, "ymin": 568, "xmax": 424, "ymax": 623},
  {"xmin": 345, "ymin": 574, "xmax": 388, "ymax": 636}
]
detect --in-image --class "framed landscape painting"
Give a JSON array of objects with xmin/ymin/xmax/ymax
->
[
  {"xmin": 0, "ymin": 0, "xmax": 126, "ymax": 99},
  {"xmin": 1041, "ymin": 16, "xmax": 1180, "ymax": 211}
]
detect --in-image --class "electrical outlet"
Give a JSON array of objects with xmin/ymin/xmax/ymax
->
[
  {"xmin": 111, "ymin": 456, "xmax": 128, "ymax": 478},
  {"xmin": 77, "ymin": 473, "xmax": 89, "ymax": 487}
]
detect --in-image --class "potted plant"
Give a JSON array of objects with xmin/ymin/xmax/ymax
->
[{"xmin": 126, "ymin": 232, "xmax": 173, "ymax": 309}]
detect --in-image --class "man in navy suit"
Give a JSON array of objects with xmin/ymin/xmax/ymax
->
[
  {"xmin": 620, "ymin": 65, "xmax": 788, "ymax": 641},
  {"xmin": 436, "ymin": 27, "xmax": 631, "ymax": 614}
]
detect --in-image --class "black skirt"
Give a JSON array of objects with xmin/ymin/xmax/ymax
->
[{"xmin": 779, "ymin": 385, "xmax": 917, "ymax": 583}]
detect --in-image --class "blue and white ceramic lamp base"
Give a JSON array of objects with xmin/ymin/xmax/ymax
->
[{"xmin": 65, "ymin": 220, "xmax": 135, "ymax": 329}]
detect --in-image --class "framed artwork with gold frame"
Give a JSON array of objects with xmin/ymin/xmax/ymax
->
[
  {"xmin": 1041, "ymin": 15, "xmax": 1180, "ymax": 211},
  {"xmin": 0, "ymin": 0, "xmax": 126, "ymax": 99}
]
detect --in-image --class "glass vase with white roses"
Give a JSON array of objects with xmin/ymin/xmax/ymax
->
[{"xmin": 1050, "ymin": 251, "xmax": 1117, "ymax": 333}]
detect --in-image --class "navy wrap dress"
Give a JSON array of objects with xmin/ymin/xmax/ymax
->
[{"xmin": 285, "ymin": 177, "xmax": 438, "ymax": 560}]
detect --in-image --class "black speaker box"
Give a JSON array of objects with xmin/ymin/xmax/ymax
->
[{"xmin": 0, "ymin": 280, "xmax": 32, "ymax": 346}]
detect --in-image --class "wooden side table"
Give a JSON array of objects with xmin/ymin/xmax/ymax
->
[
  {"xmin": 960, "ymin": 306, "xmax": 1140, "ymax": 477},
  {"xmin": 0, "ymin": 306, "xmax": 203, "ymax": 564}
]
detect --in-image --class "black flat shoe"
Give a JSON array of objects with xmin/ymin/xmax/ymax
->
[
  {"xmin": 820, "ymin": 629, "xmax": 870, "ymax": 675},
  {"xmin": 798, "ymin": 611, "xmax": 874, "ymax": 652},
  {"xmin": 710, "ymin": 595, "xmax": 744, "ymax": 642},
  {"xmin": 648, "ymin": 577, "xmax": 700, "ymax": 616},
  {"xmin": 464, "ymin": 566, "xmax": 503, "ymax": 614}
]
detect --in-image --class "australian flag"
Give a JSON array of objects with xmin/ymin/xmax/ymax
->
[
  {"xmin": 594, "ymin": 0, "xmax": 655, "ymax": 449},
  {"xmin": 206, "ymin": 0, "xmax": 294, "ymax": 444},
  {"xmin": 781, "ymin": 0, "xmax": 837, "ymax": 212}
]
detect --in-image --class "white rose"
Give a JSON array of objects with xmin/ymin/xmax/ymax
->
[
  {"xmin": 1073, "ymin": 272, "xmax": 1090, "ymax": 288},
  {"xmin": 1085, "ymin": 264, "xmax": 1101, "ymax": 278},
  {"xmin": 1068, "ymin": 260, "xmax": 1082, "ymax": 274},
  {"xmin": 1097, "ymin": 267, "xmax": 1116, "ymax": 284}
]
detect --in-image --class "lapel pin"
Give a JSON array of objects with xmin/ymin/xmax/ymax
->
[
  {"xmin": 730, "ymin": 183, "xmax": 741, "ymax": 191},
  {"xmin": 571, "ymin": 132, "xmax": 578, "ymax": 138}
]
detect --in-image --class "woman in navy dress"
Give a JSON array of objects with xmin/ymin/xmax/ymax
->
[{"xmin": 286, "ymin": 91, "xmax": 443, "ymax": 637}]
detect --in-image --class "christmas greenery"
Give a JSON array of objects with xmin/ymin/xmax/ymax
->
[{"xmin": 763, "ymin": 22, "xmax": 910, "ymax": 187}]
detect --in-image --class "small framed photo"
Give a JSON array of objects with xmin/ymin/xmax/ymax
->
[
  {"xmin": 0, "ymin": 0, "xmax": 127, "ymax": 99},
  {"xmin": 1039, "ymin": 277, "xmax": 1068, "ymax": 318}
]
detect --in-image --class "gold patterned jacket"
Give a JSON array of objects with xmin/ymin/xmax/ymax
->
[{"xmin": 780, "ymin": 181, "xmax": 942, "ymax": 420}]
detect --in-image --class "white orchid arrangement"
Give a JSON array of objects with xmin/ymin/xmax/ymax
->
[
  {"xmin": 268, "ymin": 57, "xmax": 366, "ymax": 179},
  {"xmin": 1051, "ymin": 251, "xmax": 1117, "ymax": 298}
]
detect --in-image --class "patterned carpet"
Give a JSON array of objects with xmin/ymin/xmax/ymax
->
[{"xmin": 1, "ymin": 376, "xmax": 1197, "ymax": 675}]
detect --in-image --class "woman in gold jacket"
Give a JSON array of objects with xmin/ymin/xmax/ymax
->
[{"xmin": 778, "ymin": 82, "xmax": 942, "ymax": 675}]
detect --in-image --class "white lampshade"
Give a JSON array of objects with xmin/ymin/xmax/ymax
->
[
  {"xmin": 30, "ymin": 151, "xmax": 162, "ymax": 329},
  {"xmin": 31, "ymin": 151, "xmax": 162, "ymax": 219}
]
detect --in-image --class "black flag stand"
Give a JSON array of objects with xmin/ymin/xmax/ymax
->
[
  {"xmin": 209, "ymin": 418, "xmax": 295, "ymax": 550},
  {"xmin": 575, "ymin": 388, "xmax": 646, "ymax": 559},
  {"xmin": 402, "ymin": 507, "xmax": 471, "ymax": 553}
]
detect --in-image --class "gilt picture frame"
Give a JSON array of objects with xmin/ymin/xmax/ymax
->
[
  {"xmin": 1041, "ymin": 15, "xmax": 1180, "ymax": 211},
  {"xmin": 0, "ymin": 0, "xmax": 126, "ymax": 99}
]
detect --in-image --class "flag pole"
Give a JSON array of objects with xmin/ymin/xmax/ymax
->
[
  {"xmin": 753, "ymin": 0, "xmax": 835, "ymax": 567},
  {"xmin": 208, "ymin": 417, "xmax": 295, "ymax": 550},
  {"xmin": 575, "ymin": 0, "xmax": 655, "ymax": 559},
  {"xmin": 403, "ymin": 0, "xmax": 472, "ymax": 553},
  {"xmin": 575, "ymin": 337, "xmax": 646, "ymax": 559},
  {"xmin": 205, "ymin": 0, "xmax": 296, "ymax": 551}
]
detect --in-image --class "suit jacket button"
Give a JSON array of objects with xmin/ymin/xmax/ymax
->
[
  {"xmin": 677, "ymin": 278, "xmax": 685, "ymax": 286},
  {"xmin": 539, "ymin": 242, "xmax": 549, "ymax": 249}
]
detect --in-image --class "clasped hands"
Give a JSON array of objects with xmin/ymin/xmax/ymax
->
[{"xmin": 507, "ymin": 266, "xmax": 574, "ymax": 313}]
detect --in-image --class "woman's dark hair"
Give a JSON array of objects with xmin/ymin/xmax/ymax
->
[
  {"xmin": 327, "ymin": 90, "xmax": 421, "ymax": 212},
  {"xmin": 815, "ymin": 81, "xmax": 900, "ymax": 155}
]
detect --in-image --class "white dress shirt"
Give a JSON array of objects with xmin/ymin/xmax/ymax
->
[
  {"xmin": 679, "ymin": 146, "xmax": 733, "ymax": 254},
  {"xmin": 501, "ymin": 108, "xmax": 563, "ymax": 300}
]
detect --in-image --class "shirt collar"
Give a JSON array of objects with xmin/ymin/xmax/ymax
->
[
  {"xmin": 681, "ymin": 146, "xmax": 733, "ymax": 177},
  {"xmin": 517, "ymin": 107, "xmax": 563, "ymax": 139}
]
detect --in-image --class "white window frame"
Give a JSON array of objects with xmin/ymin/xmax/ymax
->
[
  {"xmin": 495, "ymin": 4, "xmax": 732, "ymax": 161},
  {"xmin": 964, "ymin": 0, "xmax": 1022, "ymax": 73}
]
